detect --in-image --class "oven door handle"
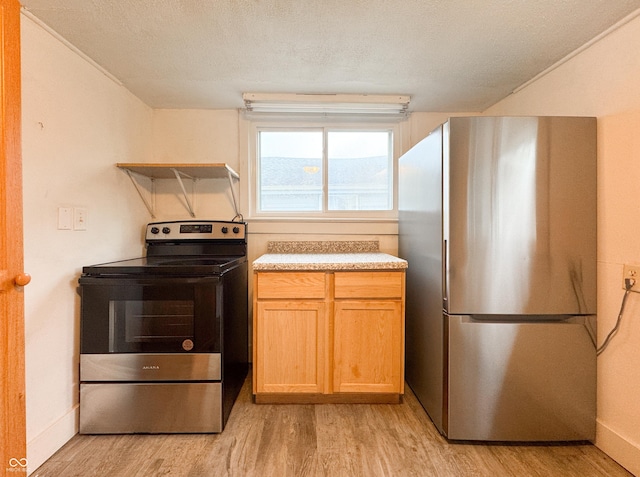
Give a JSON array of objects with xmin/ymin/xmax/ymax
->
[{"xmin": 78, "ymin": 276, "xmax": 221, "ymax": 286}]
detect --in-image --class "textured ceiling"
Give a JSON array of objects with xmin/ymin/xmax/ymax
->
[{"xmin": 20, "ymin": 0, "xmax": 640, "ymax": 111}]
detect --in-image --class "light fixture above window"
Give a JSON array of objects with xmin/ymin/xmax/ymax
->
[{"xmin": 242, "ymin": 93, "xmax": 410, "ymax": 118}]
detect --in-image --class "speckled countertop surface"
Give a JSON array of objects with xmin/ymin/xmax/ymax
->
[{"xmin": 253, "ymin": 241, "xmax": 408, "ymax": 271}]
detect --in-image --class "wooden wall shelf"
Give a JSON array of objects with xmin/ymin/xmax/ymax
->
[{"xmin": 117, "ymin": 163, "xmax": 240, "ymax": 219}]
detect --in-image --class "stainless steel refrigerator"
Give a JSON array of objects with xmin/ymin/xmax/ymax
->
[{"xmin": 398, "ymin": 116, "xmax": 597, "ymax": 441}]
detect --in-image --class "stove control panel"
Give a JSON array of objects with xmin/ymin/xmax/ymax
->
[{"xmin": 146, "ymin": 220, "xmax": 246, "ymax": 241}]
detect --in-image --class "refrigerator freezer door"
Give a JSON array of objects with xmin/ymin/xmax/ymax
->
[
  {"xmin": 446, "ymin": 314, "xmax": 596, "ymax": 441},
  {"xmin": 444, "ymin": 116, "xmax": 597, "ymax": 315}
]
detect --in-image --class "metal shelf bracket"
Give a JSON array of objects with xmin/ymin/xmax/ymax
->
[
  {"xmin": 124, "ymin": 169, "xmax": 156, "ymax": 218},
  {"xmin": 227, "ymin": 169, "xmax": 240, "ymax": 219},
  {"xmin": 171, "ymin": 168, "xmax": 196, "ymax": 218}
]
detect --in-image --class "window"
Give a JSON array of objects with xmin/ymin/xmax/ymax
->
[{"xmin": 255, "ymin": 127, "xmax": 395, "ymax": 216}]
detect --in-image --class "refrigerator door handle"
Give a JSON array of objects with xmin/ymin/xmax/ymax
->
[{"xmin": 442, "ymin": 239, "xmax": 448, "ymax": 310}]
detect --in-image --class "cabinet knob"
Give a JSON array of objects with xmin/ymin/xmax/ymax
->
[{"xmin": 15, "ymin": 273, "xmax": 31, "ymax": 287}]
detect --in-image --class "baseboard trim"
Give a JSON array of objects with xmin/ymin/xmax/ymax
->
[
  {"xmin": 27, "ymin": 405, "xmax": 78, "ymax": 476},
  {"xmin": 595, "ymin": 419, "xmax": 640, "ymax": 476},
  {"xmin": 254, "ymin": 392, "xmax": 402, "ymax": 404}
]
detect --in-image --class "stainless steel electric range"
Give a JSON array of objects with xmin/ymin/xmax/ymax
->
[{"xmin": 78, "ymin": 220, "xmax": 248, "ymax": 434}]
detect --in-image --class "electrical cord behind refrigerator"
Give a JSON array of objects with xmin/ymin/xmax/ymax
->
[{"xmin": 596, "ymin": 278, "xmax": 635, "ymax": 356}]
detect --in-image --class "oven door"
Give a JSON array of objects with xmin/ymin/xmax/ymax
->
[{"xmin": 79, "ymin": 276, "xmax": 221, "ymax": 354}]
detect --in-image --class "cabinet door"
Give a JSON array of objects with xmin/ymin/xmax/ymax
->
[
  {"xmin": 333, "ymin": 301, "xmax": 403, "ymax": 393},
  {"xmin": 255, "ymin": 301, "xmax": 326, "ymax": 393}
]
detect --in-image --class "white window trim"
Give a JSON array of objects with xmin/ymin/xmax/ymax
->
[{"xmin": 241, "ymin": 117, "xmax": 405, "ymax": 222}]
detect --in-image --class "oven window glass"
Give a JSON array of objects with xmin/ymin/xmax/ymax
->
[
  {"xmin": 121, "ymin": 300, "xmax": 194, "ymax": 344},
  {"xmin": 109, "ymin": 299, "xmax": 197, "ymax": 352}
]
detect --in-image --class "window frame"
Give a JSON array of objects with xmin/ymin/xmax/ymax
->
[{"xmin": 247, "ymin": 119, "xmax": 401, "ymax": 220}]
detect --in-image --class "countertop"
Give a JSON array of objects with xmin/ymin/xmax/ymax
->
[{"xmin": 252, "ymin": 241, "xmax": 408, "ymax": 271}]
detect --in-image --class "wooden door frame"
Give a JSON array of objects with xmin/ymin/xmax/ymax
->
[{"xmin": 1, "ymin": 0, "xmax": 26, "ymax": 475}]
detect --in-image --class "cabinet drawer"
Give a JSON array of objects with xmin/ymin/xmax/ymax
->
[
  {"xmin": 334, "ymin": 271, "xmax": 404, "ymax": 299},
  {"xmin": 256, "ymin": 272, "xmax": 325, "ymax": 299}
]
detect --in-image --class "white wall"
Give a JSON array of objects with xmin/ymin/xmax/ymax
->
[
  {"xmin": 484, "ymin": 12, "xmax": 640, "ymax": 476},
  {"xmin": 150, "ymin": 109, "xmax": 241, "ymax": 221},
  {"xmin": 21, "ymin": 14, "xmax": 153, "ymax": 473}
]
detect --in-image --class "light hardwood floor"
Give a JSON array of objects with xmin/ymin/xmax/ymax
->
[{"xmin": 33, "ymin": 373, "xmax": 631, "ymax": 477}]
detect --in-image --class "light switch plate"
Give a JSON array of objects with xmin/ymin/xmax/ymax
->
[{"xmin": 57, "ymin": 207, "xmax": 73, "ymax": 230}]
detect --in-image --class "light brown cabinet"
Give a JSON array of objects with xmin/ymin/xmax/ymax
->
[
  {"xmin": 253, "ymin": 270, "xmax": 405, "ymax": 403},
  {"xmin": 254, "ymin": 300, "xmax": 327, "ymax": 394}
]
